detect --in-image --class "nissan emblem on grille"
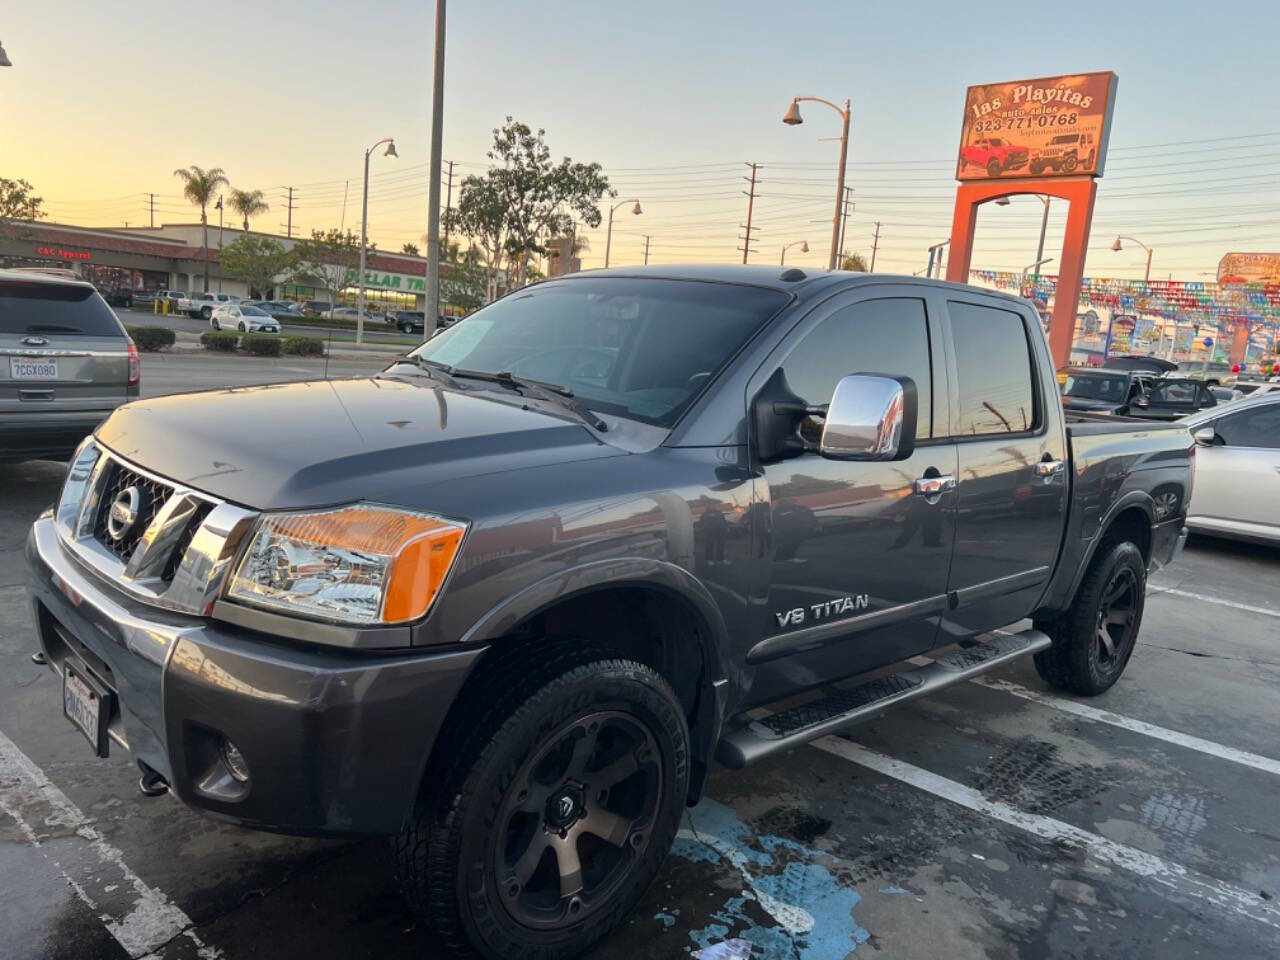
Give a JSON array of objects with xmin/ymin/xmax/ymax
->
[{"xmin": 106, "ymin": 486, "xmax": 146, "ymax": 541}]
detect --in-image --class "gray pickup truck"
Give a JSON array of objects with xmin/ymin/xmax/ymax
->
[{"xmin": 28, "ymin": 267, "xmax": 1191, "ymax": 959}]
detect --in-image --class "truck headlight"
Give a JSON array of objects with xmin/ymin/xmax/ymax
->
[{"xmin": 226, "ymin": 504, "xmax": 467, "ymax": 625}]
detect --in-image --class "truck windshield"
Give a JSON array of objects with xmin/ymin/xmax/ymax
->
[
  {"xmin": 409, "ymin": 278, "xmax": 788, "ymax": 427},
  {"xmin": 1062, "ymin": 373, "xmax": 1128, "ymax": 399}
]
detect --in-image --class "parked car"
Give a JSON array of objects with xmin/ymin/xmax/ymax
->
[
  {"xmin": 324, "ymin": 306, "xmax": 368, "ymax": 321},
  {"xmin": 1128, "ymin": 376, "xmax": 1218, "ymax": 420},
  {"xmin": 1182, "ymin": 392, "xmax": 1280, "ymax": 544},
  {"xmin": 1, "ymin": 269, "xmax": 138, "ymax": 462},
  {"xmin": 131, "ymin": 289, "xmax": 157, "ymax": 308},
  {"xmin": 181, "ymin": 291, "xmax": 241, "ymax": 320},
  {"xmin": 210, "ymin": 303, "xmax": 281, "ymax": 333},
  {"xmin": 1104, "ymin": 354, "xmax": 1177, "ymax": 376},
  {"xmin": 1030, "ymin": 131, "xmax": 1098, "ymax": 175},
  {"xmin": 262, "ymin": 300, "xmax": 303, "ymax": 316},
  {"xmin": 1059, "ymin": 367, "xmax": 1149, "ymax": 416},
  {"xmin": 299, "ymin": 300, "xmax": 331, "ymax": 317},
  {"xmin": 95, "ymin": 285, "xmax": 133, "ymax": 308},
  {"xmin": 959, "ymin": 137, "xmax": 1030, "ymax": 177},
  {"xmin": 1232, "ymin": 379, "xmax": 1280, "ymax": 398},
  {"xmin": 388, "ymin": 310, "xmax": 426, "ymax": 334},
  {"xmin": 27, "ymin": 266, "xmax": 1191, "ymax": 960}
]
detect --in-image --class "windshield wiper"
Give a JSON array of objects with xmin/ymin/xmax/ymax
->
[
  {"xmin": 399, "ymin": 355, "xmax": 460, "ymax": 386},
  {"xmin": 451, "ymin": 369, "xmax": 608, "ymax": 432}
]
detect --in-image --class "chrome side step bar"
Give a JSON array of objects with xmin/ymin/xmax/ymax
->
[{"xmin": 715, "ymin": 629, "xmax": 1051, "ymax": 769}]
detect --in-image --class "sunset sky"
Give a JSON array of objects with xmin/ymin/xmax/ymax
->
[{"xmin": 2, "ymin": 0, "xmax": 1276, "ymax": 279}]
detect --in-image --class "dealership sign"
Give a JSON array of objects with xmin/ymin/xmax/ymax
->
[
  {"xmin": 957, "ymin": 72, "xmax": 1118, "ymax": 181},
  {"xmin": 1217, "ymin": 252, "xmax": 1280, "ymax": 285}
]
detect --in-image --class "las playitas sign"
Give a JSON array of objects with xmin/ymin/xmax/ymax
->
[{"xmin": 957, "ymin": 72, "xmax": 1118, "ymax": 181}]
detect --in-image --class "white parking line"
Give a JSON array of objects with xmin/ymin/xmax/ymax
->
[
  {"xmin": 0, "ymin": 730, "xmax": 220, "ymax": 959},
  {"xmin": 1149, "ymin": 586, "xmax": 1280, "ymax": 619},
  {"xmin": 969, "ymin": 675, "xmax": 1280, "ymax": 778},
  {"xmin": 812, "ymin": 736, "xmax": 1280, "ymax": 932}
]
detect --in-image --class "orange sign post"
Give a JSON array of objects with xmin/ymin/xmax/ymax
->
[{"xmin": 946, "ymin": 72, "xmax": 1119, "ymax": 370}]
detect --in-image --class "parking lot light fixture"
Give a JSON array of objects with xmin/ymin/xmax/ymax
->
[
  {"xmin": 780, "ymin": 240, "xmax": 809, "ymax": 265},
  {"xmin": 358, "ymin": 137, "xmax": 397, "ymax": 345},
  {"xmin": 604, "ymin": 199, "xmax": 642, "ymax": 269},
  {"xmin": 0, "ymin": 41, "xmax": 11, "ymax": 67},
  {"xmin": 1111, "ymin": 235, "xmax": 1153, "ymax": 282},
  {"xmin": 783, "ymin": 95, "xmax": 851, "ymax": 271}
]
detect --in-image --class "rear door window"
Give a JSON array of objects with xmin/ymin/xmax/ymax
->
[
  {"xmin": 1215, "ymin": 405, "xmax": 1280, "ymax": 449},
  {"xmin": 0, "ymin": 281, "xmax": 124, "ymax": 337},
  {"xmin": 948, "ymin": 300, "xmax": 1037, "ymax": 435}
]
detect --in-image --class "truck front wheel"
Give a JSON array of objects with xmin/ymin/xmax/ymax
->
[
  {"xmin": 394, "ymin": 651, "xmax": 690, "ymax": 960},
  {"xmin": 1033, "ymin": 538, "xmax": 1146, "ymax": 695},
  {"xmin": 986, "ymin": 158, "xmax": 1002, "ymax": 177}
]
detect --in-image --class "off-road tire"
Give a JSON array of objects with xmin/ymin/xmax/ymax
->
[
  {"xmin": 1033, "ymin": 538, "xmax": 1146, "ymax": 695},
  {"xmin": 393, "ymin": 645, "xmax": 690, "ymax": 960},
  {"xmin": 1064, "ymin": 152, "xmax": 1079, "ymax": 173},
  {"xmin": 986, "ymin": 158, "xmax": 1002, "ymax": 177}
]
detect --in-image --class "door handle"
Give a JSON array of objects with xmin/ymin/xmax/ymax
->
[
  {"xmin": 1036, "ymin": 459, "xmax": 1066, "ymax": 479},
  {"xmin": 914, "ymin": 475, "xmax": 956, "ymax": 498}
]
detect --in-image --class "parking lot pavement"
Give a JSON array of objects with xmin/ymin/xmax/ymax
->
[
  {"xmin": 137, "ymin": 351, "xmax": 392, "ymax": 398},
  {"xmin": 114, "ymin": 307, "xmax": 421, "ymax": 346},
  {"xmin": 1, "ymin": 442, "xmax": 1277, "ymax": 960}
]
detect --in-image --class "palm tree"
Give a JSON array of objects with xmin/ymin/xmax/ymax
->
[
  {"xmin": 173, "ymin": 165, "xmax": 229, "ymax": 292},
  {"xmin": 227, "ymin": 188, "xmax": 269, "ymax": 232}
]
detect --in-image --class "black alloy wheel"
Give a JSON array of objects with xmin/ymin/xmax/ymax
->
[
  {"xmin": 495, "ymin": 710, "xmax": 662, "ymax": 930},
  {"xmin": 1094, "ymin": 566, "xmax": 1138, "ymax": 674}
]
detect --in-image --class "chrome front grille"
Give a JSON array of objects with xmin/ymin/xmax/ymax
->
[
  {"xmin": 54, "ymin": 441, "xmax": 258, "ymax": 615},
  {"xmin": 92, "ymin": 461, "xmax": 174, "ymax": 562}
]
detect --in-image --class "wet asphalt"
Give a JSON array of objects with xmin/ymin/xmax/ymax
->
[{"xmin": 1, "ymin": 364, "xmax": 1278, "ymax": 960}]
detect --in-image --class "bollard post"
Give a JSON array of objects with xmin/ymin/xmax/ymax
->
[{"xmin": 153, "ymin": 297, "xmax": 158, "ymax": 315}]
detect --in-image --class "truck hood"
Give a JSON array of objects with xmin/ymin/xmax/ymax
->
[{"xmin": 96, "ymin": 376, "xmax": 624, "ymax": 510}]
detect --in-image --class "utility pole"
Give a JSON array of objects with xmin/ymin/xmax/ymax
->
[
  {"xmin": 339, "ymin": 180, "xmax": 350, "ymax": 232},
  {"xmin": 870, "ymin": 221, "xmax": 881, "ymax": 272},
  {"xmin": 837, "ymin": 186, "xmax": 854, "ymax": 266},
  {"xmin": 284, "ymin": 187, "xmax": 294, "ymax": 238},
  {"xmin": 739, "ymin": 162, "xmax": 759, "ymax": 264},
  {"xmin": 643, "ymin": 235, "xmax": 651, "ymax": 265},
  {"xmin": 148, "ymin": 193, "xmax": 155, "ymax": 228},
  {"xmin": 442, "ymin": 160, "xmax": 455, "ymax": 250},
  {"xmin": 425, "ymin": 0, "xmax": 447, "ymax": 337}
]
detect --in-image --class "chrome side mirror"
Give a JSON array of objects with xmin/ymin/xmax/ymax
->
[
  {"xmin": 819, "ymin": 374, "xmax": 918, "ymax": 461},
  {"xmin": 1192, "ymin": 426, "xmax": 1216, "ymax": 446}
]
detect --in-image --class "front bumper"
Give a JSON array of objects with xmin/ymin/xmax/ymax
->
[{"xmin": 27, "ymin": 515, "xmax": 484, "ymax": 836}]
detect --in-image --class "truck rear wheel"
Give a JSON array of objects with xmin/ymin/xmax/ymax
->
[
  {"xmin": 1033, "ymin": 538, "xmax": 1146, "ymax": 695},
  {"xmin": 393, "ymin": 649, "xmax": 690, "ymax": 960}
]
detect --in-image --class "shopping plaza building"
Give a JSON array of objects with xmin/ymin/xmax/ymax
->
[{"xmin": 0, "ymin": 221, "xmax": 444, "ymax": 310}]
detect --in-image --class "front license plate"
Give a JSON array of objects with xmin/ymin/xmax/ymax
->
[
  {"xmin": 10, "ymin": 357, "xmax": 59, "ymax": 379},
  {"xmin": 63, "ymin": 663, "xmax": 106, "ymax": 755}
]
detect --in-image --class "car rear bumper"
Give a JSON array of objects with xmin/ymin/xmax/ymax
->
[
  {"xmin": 27, "ymin": 514, "xmax": 484, "ymax": 837},
  {"xmin": 0, "ymin": 412, "xmax": 114, "ymax": 462}
]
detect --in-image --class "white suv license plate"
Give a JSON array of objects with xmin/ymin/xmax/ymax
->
[
  {"xmin": 10, "ymin": 357, "xmax": 59, "ymax": 380},
  {"xmin": 63, "ymin": 666, "xmax": 103, "ymax": 752}
]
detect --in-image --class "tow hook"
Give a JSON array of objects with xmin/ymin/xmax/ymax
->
[{"xmin": 137, "ymin": 761, "xmax": 169, "ymax": 798}]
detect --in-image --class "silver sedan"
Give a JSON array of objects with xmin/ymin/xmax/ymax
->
[{"xmin": 1182, "ymin": 393, "xmax": 1280, "ymax": 544}]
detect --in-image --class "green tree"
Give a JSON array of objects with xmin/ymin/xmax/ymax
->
[
  {"xmin": 227, "ymin": 188, "xmax": 269, "ymax": 231},
  {"xmin": 401, "ymin": 242, "xmax": 420, "ymax": 256},
  {"xmin": 219, "ymin": 235, "xmax": 292, "ymax": 299},
  {"xmin": 0, "ymin": 177, "xmax": 45, "ymax": 242},
  {"xmin": 446, "ymin": 174, "xmax": 509, "ymax": 302},
  {"xmin": 173, "ymin": 165, "xmax": 230, "ymax": 291},
  {"xmin": 840, "ymin": 252, "xmax": 869, "ymax": 272},
  {"xmin": 290, "ymin": 228, "xmax": 368, "ymax": 309},
  {"xmin": 440, "ymin": 244, "xmax": 488, "ymax": 313}
]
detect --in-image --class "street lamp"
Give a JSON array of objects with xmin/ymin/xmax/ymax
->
[
  {"xmin": 357, "ymin": 137, "xmax": 398, "ymax": 345},
  {"xmin": 783, "ymin": 95, "xmax": 851, "ymax": 271},
  {"xmin": 0, "ymin": 40, "xmax": 12, "ymax": 67},
  {"xmin": 995, "ymin": 194, "xmax": 1052, "ymax": 274},
  {"xmin": 1111, "ymin": 235, "xmax": 1153, "ymax": 282},
  {"xmin": 780, "ymin": 240, "xmax": 809, "ymax": 265},
  {"xmin": 1023, "ymin": 257, "xmax": 1054, "ymax": 277},
  {"xmin": 215, "ymin": 196, "xmax": 224, "ymax": 292},
  {"xmin": 604, "ymin": 199, "xmax": 641, "ymax": 268}
]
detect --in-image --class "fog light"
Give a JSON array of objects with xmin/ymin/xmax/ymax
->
[{"xmin": 220, "ymin": 738, "xmax": 250, "ymax": 783}]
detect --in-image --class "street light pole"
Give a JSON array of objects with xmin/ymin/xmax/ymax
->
[
  {"xmin": 425, "ymin": 0, "xmax": 446, "ymax": 339},
  {"xmin": 604, "ymin": 199, "xmax": 642, "ymax": 268},
  {"xmin": 215, "ymin": 196, "xmax": 224, "ymax": 292},
  {"xmin": 1111, "ymin": 235, "xmax": 1154, "ymax": 282},
  {"xmin": 0, "ymin": 40, "xmax": 12, "ymax": 67},
  {"xmin": 1034, "ymin": 195, "xmax": 1050, "ymax": 269},
  {"xmin": 358, "ymin": 138, "xmax": 398, "ymax": 346},
  {"xmin": 780, "ymin": 240, "xmax": 809, "ymax": 265},
  {"xmin": 783, "ymin": 96, "xmax": 851, "ymax": 271}
]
